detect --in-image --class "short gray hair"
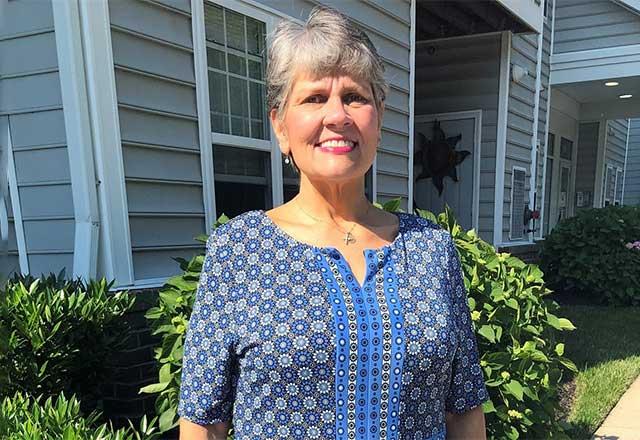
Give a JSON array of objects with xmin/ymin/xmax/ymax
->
[{"xmin": 266, "ymin": 6, "xmax": 388, "ymax": 119}]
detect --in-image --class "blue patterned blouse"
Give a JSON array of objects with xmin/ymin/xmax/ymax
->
[{"xmin": 178, "ymin": 209, "xmax": 488, "ymax": 439}]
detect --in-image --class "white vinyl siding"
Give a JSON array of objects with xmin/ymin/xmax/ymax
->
[
  {"xmin": 108, "ymin": 0, "xmax": 205, "ymax": 282},
  {"xmin": 0, "ymin": 0, "xmax": 75, "ymax": 277},
  {"xmin": 624, "ymin": 118, "xmax": 640, "ymax": 205}
]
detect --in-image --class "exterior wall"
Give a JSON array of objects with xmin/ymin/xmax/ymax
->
[
  {"xmin": 108, "ymin": 0, "xmax": 206, "ymax": 283},
  {"xmin": 624, "ymin": 118, "xmax": 640, "ymax": 205},
  {"xmin": 255, "ymin": 0, "xmax": 413, "ymax": 209},
  {"xmin": 503, "ymin": 33, "xmax": 539, "ymax": 243},
  {"xmin": 414, "ymin": 33, "xmax": 501, "ymax": 244},
  {"xmin": 0, "ymin": 0, "xmax": 75, "ymax": 277},
  {"xmin": 554, "ymin": 0, "xmax": 640, "ymax": 53}
]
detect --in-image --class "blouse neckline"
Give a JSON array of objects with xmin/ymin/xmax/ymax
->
[{"xmin": 257, "ymin": 209, "xmax": 406, "ymax": 255}]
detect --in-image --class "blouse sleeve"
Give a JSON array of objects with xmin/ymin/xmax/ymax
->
[
  {"xmin": 444, "ymin": 235, "xmax": 489, "ymax": 414},
  {"xmin": 178, "ymin": 232, "xmax": 239, "ymax": 425}
]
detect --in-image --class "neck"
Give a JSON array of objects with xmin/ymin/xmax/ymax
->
[{"xmin": 294, "ymin": 173, "xmax": 371, "ymax": 223}]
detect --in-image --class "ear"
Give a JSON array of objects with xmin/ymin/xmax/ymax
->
[{"xmin": 270, "ymin": 108, "xmax": 289, "ymax": 154}]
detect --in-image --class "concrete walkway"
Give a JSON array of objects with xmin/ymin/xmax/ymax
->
[{"xmin": 592, "ymin": 375, "xmax": 640, "ymax": 439}]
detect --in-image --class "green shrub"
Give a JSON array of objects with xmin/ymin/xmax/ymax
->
[
  {"xmin": 0, "ymin": 392, "xmax": 158, "ymax": 440},
  {"xmin": 0, "ymin": 273, "xmax": 135, "ymax": 405},
  {"xmin": 421, "ymin": 206, "xmax": 576, "ymax": 439},
  {"xmin": 143, "ymin": 204, "xmax": 577, "ymax": 438},
  {"xmin": 540, "ymin": 205, "xmax": 640, "ymax": 306}
]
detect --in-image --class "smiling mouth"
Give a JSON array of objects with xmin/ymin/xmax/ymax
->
[{"xmin": 315, "ymin": 139, "xmax": 358, "ymax": 149}]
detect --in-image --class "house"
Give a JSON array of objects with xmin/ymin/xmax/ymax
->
[{"xmin": 2, "ymin": 0, "xmax": 639, "ymax": 288}]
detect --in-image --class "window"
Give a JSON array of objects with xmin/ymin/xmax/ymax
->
[
  {"xmin": 560, "ymin": 137, "xmax": 572, "ymax": 160},
  {"xmin": 603, "ymin": 165, "xmax": 615, "ymax": 206},
  {"xmin": 510, "ymin": 167, "xmax": 527, "ymax": 240},
  {"xmin": 547, "ymin": 132, "xmax": 555, "ymax": 156},
  {"xmin": 614, "ymin": 167, "xmax": 623, "ymax": 205},
  {"xmin": 205, "ymin": 3, "xmax": 268, "ymax": 140}
]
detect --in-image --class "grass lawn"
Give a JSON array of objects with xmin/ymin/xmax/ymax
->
[{"xmin": 557, "ymin": 304, "xmax": 640, "ymax": 439}]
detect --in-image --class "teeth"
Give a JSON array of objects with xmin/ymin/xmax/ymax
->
[{"xmin": 319, "ymin": 140, "xmax": 356, "ymax": 148}]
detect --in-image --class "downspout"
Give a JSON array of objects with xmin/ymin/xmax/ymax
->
[
  {"xmin": 529, "ymin": 24, "xmax": 544, "ymax": 242},
  {"xmin": 52, "ymin": 0, "xmax": 100, "ymax": 281}
]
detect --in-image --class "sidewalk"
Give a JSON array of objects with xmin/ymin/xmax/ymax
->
[{"xmin": 592, "ymin": 375, "xmax": 640, "ymax": 439}]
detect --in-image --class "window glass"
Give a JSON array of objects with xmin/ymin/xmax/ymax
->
[
  {"xmin": 214, "ymin": 145, "xmax": 272, "ymax": 217},
  {"xmin": 560, "ymin": 137, "xmax": 572, "ymax": 160},
  {"xmin": 204, "ymin": 3, "xmax": 268, "ymax": 140}
]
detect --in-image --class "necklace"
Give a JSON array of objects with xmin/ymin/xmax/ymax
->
[{"xmin": 294, "ymin": 200, "xmax": 371, "ymax": 245}]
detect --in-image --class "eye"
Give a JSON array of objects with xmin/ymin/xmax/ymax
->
[
  {"xmin": 344, "ymin": 93, "xmax": 369, "ymax": 105},
  {"xmin": 303, "ymin": 94, "xmax": 326, "ymax": 104}
]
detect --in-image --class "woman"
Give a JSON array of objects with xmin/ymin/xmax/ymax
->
[{"xmin": 178, "ymin": 6, "xmax": 488, "ymax": 440}]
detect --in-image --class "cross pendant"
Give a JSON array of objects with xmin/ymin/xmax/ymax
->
[{"xmin": 344, "ymin": 232, "xmax": 355, "ymax": 245}]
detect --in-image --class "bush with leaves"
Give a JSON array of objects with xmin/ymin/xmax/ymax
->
[
  {"xmin": 0, "ymin": 273, "xmax": 135, "ymax": 406},
  {"xmin": 0, "ymin": 392, "xmax": 158, "ymax": 440},
  {"xmin": 541, "ymin": 205, "xmax": 640, "ymax": 306},
  {"xmin": 143, "ymin": 203, "xmax": 577, "ymax": 438}
]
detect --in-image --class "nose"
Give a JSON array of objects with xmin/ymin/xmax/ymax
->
[{"xmin": 322, "ymin": 96, "xmax": 353, "ymax": 129}]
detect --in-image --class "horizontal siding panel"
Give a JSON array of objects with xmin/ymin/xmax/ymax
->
[
  {"xmin": 152, "ymin": 0, "xmax": 191, "ymax": 13},
  {"xmin": 114, "ymin": 69, "xmax": 197, "ymax": 117},
  {"xmin": 377, "ymin": 174, "xmax": 407, "ymax": 196},
  {"xmin": 19, "ymin": 185, "xmax": 74, "ymax": 218},
  {"xmin": 109, "ymin": 0, "xmax": 193, "ymax": 48},
  {"xmin": 132, "ymin": 247, "xmax": 201, "ymax": 280},
  {"xmin": 0, "ymin": 31, "xmax": 57, "ymax": 76},
  {"xmin": 28, "ymin": 254, "xmax": 73, "ymax": 278},
  {"xmin": 9, "ymin": 110, "xmax": 67, "ymax": 147},
  {"xmin": 0, "ymin": 72, "xmax": 62, "ymax": 112},
  {"xmin": 556, "ymin": 21, "xmax": 640, "ymax": 44},
  {"xmin": 381, "ymin": 131, "xmax": 409, "ymax": 156},
  {"xmin": 118, "ymin": 107, "xmax": 199, "ymax": 150},
  {"xmin": 416, "ymin": 78, "xmax": 497, "ymax": 99},
  {"xmin": 0, "ymin": 0, "xmax": 53, "ymax": 38},
  {"xmin": 123, "ymin": 145, "xmax": 203, "ymax": 182},
  {"xmin": 365, "ymin": 0, "xmax": 410, "ymax": 22},
  {"xmin": 382, "ymin": 110, "xmax": 408, "ymax": 135},
  {"xmin": 14, "ymin": 148, "xmax": 71, "ymax": 184},
  {"xmin": 24, "ymin": 219, "xmax": 74, "ymax": 252},
  {"xmin": 377, "ymin": 152, "xmax": 408, "ymax": 175},
  {"xmin": 111, "ymin": 30, "xmax": 195, "ymax": 83},
  {"xmin": 126, "ymin": 181, "xmax": 204, "ymax": 214},
  {"xmin": 386, "ymin": 88, "xmax": 409, "ymax": 113},
  {"xmin": 129, "ymin": 217, "xmax": 205, "ymax": 247}
]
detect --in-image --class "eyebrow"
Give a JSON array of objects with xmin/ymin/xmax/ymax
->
[{"xmin": 294, "ymin": 83, "xmax": 371, "ymax": 97}]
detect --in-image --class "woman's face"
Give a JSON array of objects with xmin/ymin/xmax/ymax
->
[{"xmin": 271, "ymin": 71, "xmax": 382, "ymax": 183}]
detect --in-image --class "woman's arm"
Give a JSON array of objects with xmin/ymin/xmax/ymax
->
[
  {"xmin": 445, "ymin": 406, "xmax": 487, "ymax": 440},
  {"xmin": 179, "ymin": 418, "xmax": 229, "ymax": 440}
]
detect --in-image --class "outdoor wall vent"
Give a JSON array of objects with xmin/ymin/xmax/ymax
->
[{"xmin": 511, "ymin": 64, "xmax": 529, "ymax": 85}]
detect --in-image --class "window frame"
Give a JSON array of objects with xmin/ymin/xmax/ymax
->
[
  {"xmin": 193, "ymin": 0, "xmax": 298, "ymax": 228},
  {"xmin": 614, "ymin": 167, "xmax": 623, "ymax": 205},
  {"xmin": 603, "ymin": 164, "xmax": 615, "ymax": 206}
]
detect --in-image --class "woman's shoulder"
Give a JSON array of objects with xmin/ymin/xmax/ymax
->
[
  {"xmin": 398, "ymin": 211, "xmax": 452, "ymax": 244},
  {"xmin": 203, "ymin": 210, "xmax": 268, "ymax": 251}
]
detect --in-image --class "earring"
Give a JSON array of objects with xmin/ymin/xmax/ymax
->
[{"xmin": 284, "ymin": 155, "xmax": 290, "ymax": 164}]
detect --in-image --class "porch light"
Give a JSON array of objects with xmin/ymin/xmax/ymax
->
[
  {"xmin": 619, "ymin": 94, "xmax": 633, "ymax": 99},
  {"xmin": 605, "ymin": 81, "xmax": 619, "ymax": 87}
]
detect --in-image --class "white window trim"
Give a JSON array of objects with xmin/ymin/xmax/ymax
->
[
  {"xmin": 3, "ymin": 119, "xmax": 29, "ymax": 275},
  {"xmin": 494, "ymin": 31, "xmax": 512, "ymax": 247},
  {"xmin": 414, "ymin": 110, "xmax": 482, "ymax": 233},
  {"xmin": 52, "ymin": 0, "xmax": 100, "ymax": 282},
  {"xmin": 538, "ymin": 0, "xmax": 555, "ymax": 239},
  {"xmin": 78, "ymin": 0, "xmax": 135, "ymax": 287},
  {"xmin": 194, "ymin": 0, "xmax": 298, "ymax": 226},
  {"xmin": 529, "ymin": 26, "xmax": 543, "ymax": 243},
  {"xmin": 509, "ymin": 166, "xmax": 528, "ymax": 242},
  {"xmin": 407, "ymin": 0, "xmax": 416, "ymax": 214}
]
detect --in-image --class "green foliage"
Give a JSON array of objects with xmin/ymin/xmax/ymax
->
[
  {"xmin": 142, "ymin": 214, "xmax": 230, "ymax": 433},
  {"xmin": 0, "ymin": 392, "xmax": 159, "ymax": 440},
  {"xmin": 413, "ymin": 205, "xmax": 577, "ymax": 439},
  {"xmin": 0, "ymin": 273, "xmax": 135, "ymax": 405},
  {"xmin": 143, "ymin": 204, "xmax": 576, "ymax": 438},
  {"xmin": 540, "ymin": 205, "xmax": 640, "ymax": 306}
]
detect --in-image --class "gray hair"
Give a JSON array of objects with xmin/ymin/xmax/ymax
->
[{"xmin": 266, "ymin": 6, "xmax": 388, "ymax": 119}]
